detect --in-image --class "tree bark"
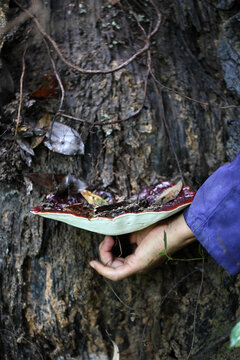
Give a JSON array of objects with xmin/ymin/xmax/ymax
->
[{"xmin": 0, "ymin": 0, "xmax": 240, "ymax": 359}]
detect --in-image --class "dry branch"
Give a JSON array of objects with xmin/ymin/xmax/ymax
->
[
  {"xmin": 59, "ymin": 50, "xmax": 151, "ymax": 126},
  {"xmin": 14, "ymin": 42, "xmax": 28, "ymax": 138},
  {"xmin": 43, "ymin": 38, "xmax": 65, "ymax": 113},
  {"xmin": 14, "ymin": 0, "xmax": 161, "ymax": 75}
]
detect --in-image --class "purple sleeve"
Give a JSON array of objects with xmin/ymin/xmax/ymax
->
[{"xmin": 184, "ymin": 152, "xmax": 240, "ymax": 275}]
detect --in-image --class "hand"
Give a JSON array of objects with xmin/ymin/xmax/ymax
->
[{"xmin": 89, "ymin": 213, "xmax": 196, "ymax": 281}]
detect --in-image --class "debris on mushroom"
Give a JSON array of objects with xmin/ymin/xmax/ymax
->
[
  {"xmin": 32, "ymin": 179, "xmax": 195, "ymax": 218},
  {"xmin": 80, "ymin": 190, "xmax": 109, "ymax": 207},
  {"xmin": 31, "ymin": 179, "xmax": 195, "ymax": 235},
  {"xmin": 153, "ymin": 180, "xmax": 183, "ymax": 205}
]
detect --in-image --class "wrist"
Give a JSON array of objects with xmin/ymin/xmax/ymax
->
[{"xmin": 164, "ymin": 213, "xmax": 196, "ymax": 253}]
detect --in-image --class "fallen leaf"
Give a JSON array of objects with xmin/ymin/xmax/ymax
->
[
  {"xmin": 80, "ymin": 190, "xmax": 109, "ymax": 207},
  {"xmin": 18, "ymin": 140, "xmax": 34, "ymax": 167},
  {"xmin": 20, "ymin": 148, "xmax": 32, "ymax": 167},
  {"xmin": 44, "ymin": 121, "xmax": 84, "ymax": 155},
  {"xmin": 31, "ymin": 112, "xmax": 50, "ymax": 148},
  {"xmin": 34, "ymin": 112, "xmax": 51, "ymax": 135},
  {"xmin": 17, "ymin": 124, "xmax": 33, "ymax": 137},
  {"xmin": 24, "ymin": 176, "xmax": 33, "ymax": 195},
  {"xmin": 17, "ymin": 139, "xmax": 35, "ymax": 156},
  {"xmin": 230, "ymin": 321, "xmax": 240, "ymax": 348},
  {"xmin": 105, "ymin": 331, "xmax": 120, "ymax": 360},
  {"xmin": 111, "ymin": 340, "xmax": 120, "ymax": 360},
  {"xmin": 25, "ymin": 173, "xmax": 66, "ymax": 191},
  {"xmin": 154, "ymin": 180, "xmax": 183, "ymax": 205},
  {"xmin": 29, "ymin": 74, "xmax": 59, "ymax": 99}
]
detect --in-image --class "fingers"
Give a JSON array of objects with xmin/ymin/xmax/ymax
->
[
  {"xmin": 89, "ymin": 256, "xmax": 140, "ymax": 281},
  {"xmin": 89, "ymin": 221, "xmax": 171, "ymax": 281},
  {"xmin": 98, "ymin": 235, "xmax": 115, "ymax": 265},
  {"xmin": 90, "ymin": 235, "xmax": 145, "ymax": 280},
  {"xmin": 98, "ymin": 235, "xmax": 125, "ymax": 268}
]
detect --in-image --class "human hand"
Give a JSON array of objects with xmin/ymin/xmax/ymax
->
[{"xmin": 89, "ymin": 213, "xmax": 196, "ymax": 281}]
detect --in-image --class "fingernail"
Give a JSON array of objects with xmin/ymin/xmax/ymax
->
[{"xmin": 89, "ymin": 261, "xmax": 95, "ymax": 269}]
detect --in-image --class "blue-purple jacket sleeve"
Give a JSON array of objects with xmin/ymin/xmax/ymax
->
[{"xmin": 184, "ymin": 152, "xmax": 240, "ymax": 275}]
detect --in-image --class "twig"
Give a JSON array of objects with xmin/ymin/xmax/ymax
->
[
  {"xmin": 104, "ymin": 278, "xmax": 135, "ymax": 312},
  {"xmin": 150, "ymin": 71, "xmax": 209, "ymax": 107},
  {"xmin": 15, "ymin": 42, "xmax": 28, "ymax": 137},
  {"xmin": 115, "ymin": 236, "xmax": 123, "ymax": 258},
  {"xmin": 219, "ymin": 105, "xmax": 240, "ymax": 109},
  {"xmin": 189, "ymin": 333, "xmax": 230, "ymax": 360},
  {"xmin": 58, "ymin": 50, "xmax": 151, "ymax": 126},
  {"xmin": 43, "ymin": 37, "xmax": 65, "ymax": 113},
  {"xmin": 0, "ymin": 0, "xmax": 43, "ymax": 38},
  {"xmin": 0, "ymin": 129, "xmax": 8, "ymax": 138},
  {"xmin": 57, "ymin": 112, "xmax": 96, "ymax": 125},
  {"xmin": 13, "ymin": 0, "xmax": 158, "ymax": 127},
  {"xmin": 150, "ymin": 70, "xmax": 240, "ymax": 110},
  {"xmin": 125, "ymin": 0, "xmax": 148, "ymax": 38},
  {"xmin": 10, "ymin": 41, "xmax": 28, "ymax": 151},
  {"xmin": 8, "ymin": 1, "xmax": 240, "ymax": 112},
  {"xmin": 149, "ymin": 0, "xmax": 162, "ymax": 38},
  {"xmin": 139, "ymin": 269, "xmax": 201, "ymax": 360},
  {"xmin": 0, "ymin": 329, "xmax": 44, "ymax": 360},
  {"xmin": 186, "ymin": 258, "xmax": 205, "ymax": 359},
  {"xmin": 14, "ymin": 0, "xmax": 161, "ymax": 75}
]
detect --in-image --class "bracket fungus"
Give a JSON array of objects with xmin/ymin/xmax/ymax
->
[{"xmin": 31, "ymin": 179, "xmax": 195, "ymax": 235}]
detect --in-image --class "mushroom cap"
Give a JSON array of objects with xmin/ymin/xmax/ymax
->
[{"xmin": 31, "ymin": 184, "xmax": 194, "ymax": 235}]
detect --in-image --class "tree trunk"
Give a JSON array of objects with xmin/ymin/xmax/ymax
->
[{"xmin": 0, "ymin": 0, "xmax": 240, "ymax": 359}]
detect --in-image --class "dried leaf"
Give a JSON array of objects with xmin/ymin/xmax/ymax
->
[
  {"xmin": 31, "ymin": 112, "xmax": 51, "ymax": 148},
  {"xmin": 154, "ymin": 180, "xmax": 183, "ymax": 205},
  {"xmin": 44, "ymin": 122, "xmax": 84, "ymax": 155},
  {"xmin": 17, "ymin": 124, "xmax": 33, "ymax": 137},
  {"xmin": 34, "ymin": 112, "xmax": 51, "ymax": 135},
  {"xmin": 32, "ymin": 135, "xmax": 46, "ymax": 149},
  {"xmin": 230, "ymin": 321, "xmax": 240, "ymax": 348},
  {"xmin": 17, "ymin": 139, "xmax": 35, "ymax": 156},
  {"xmin": 24, "ymin": 176, "xmax": 33, "ymax": 195},
  {"xmin": 111, "ymin": 340, "xmax": 120, "ymax": 360},
  {"xmin": 106, "ymin": 331, "xmax": 120, "ymax": 360},
  {"xmin": 25, "ymin": 173, "xmax": 66, "ymax": 191},
  {"xmin": 81, "ymin": 190, "xmax": 109, "ymax": 207},
  {"xmin": 18, "ymin": 138, "xmax": 34, "ymax": 166},
  {"xmin": 29, "ymin": 74, "xmax": 59, "ymax": 99},
  {"xmin": 20, "ymin": 148, "xmax": 32, "ymax": 167}
]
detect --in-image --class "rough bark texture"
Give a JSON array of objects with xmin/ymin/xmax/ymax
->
[{"xmin": 0, "ymin": 0, "xmax": 240, "ymax": 359}]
